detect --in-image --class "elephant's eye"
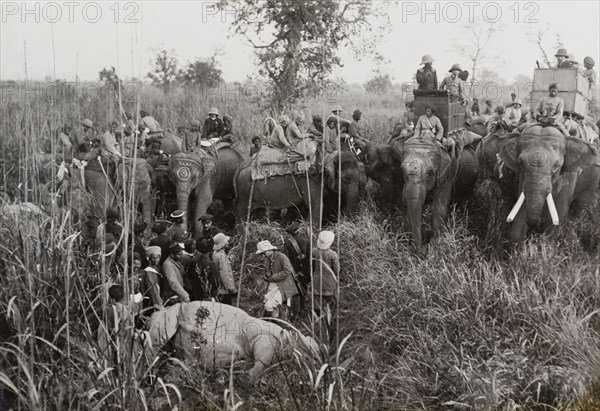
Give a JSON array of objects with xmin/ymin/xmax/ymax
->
[{"xmin": 425, "ymin": 170, "xmax": 433, "ymax": 179}]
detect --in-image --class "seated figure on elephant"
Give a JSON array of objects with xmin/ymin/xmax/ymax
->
[
  {"xmin": 221, "ymin": 115, "xmax": 235, "ymax": 144},
  {"xmin": 529, "ymin": 83, "xmax": 570, "ymax": 137},
  {"xmin": 325, "ymin": 116, "xmax": 361, "ymax": 156}
]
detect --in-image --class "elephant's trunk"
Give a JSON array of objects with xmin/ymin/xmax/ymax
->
[
  {"xmin": 343, "ymin": 184, "xmax": 360, "ymax": 214},
  {"xmin": 523, "ymin": 174, "xmax": 552, "ymax": 228},
  {"xmin": 404, "ymin": 184, "xmax": 426, "ymax": 251},
  {"xmin": 176, "ymin": 187, "xmax": 191, "ymax": 225}
]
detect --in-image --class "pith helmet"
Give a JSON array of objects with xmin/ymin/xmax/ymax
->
[
  {"xmin": 256, "ymin": 240, "xmax": 278, "ymax": 254},
  {"xmin": 208, "ymin": 107, "xmax": 219, "ymax": 116},
  {"xmin": 449, "ymin": 64, "xmax": 462, "ymax": 73},
  {"xmin": 420, "ymin": 55, "xmax": 434, "ymax": 65},
  {"xmin": 555, "ymin": 48, "xmax": 569, "ymax": 58},
  {"xmin": 317, "ymin": 230, "xmax": 335, "ymax": 250}
]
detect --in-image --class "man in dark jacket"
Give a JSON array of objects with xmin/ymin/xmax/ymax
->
[
  {"xmin": 256, "ymin": 240, "xmax": 298, "ymax": 319},
  {"xmin": 555, "ymin": 48, "xmax": 574, "ymax": 68},
  {"xmin": 416, "ymin": 55, "xmax": 438, "ymax": 90},
  {"xmin": 283, "ymin": 222, "xmax": 310, "ymax": 279},
  {"xmin": 193, "ymin": 214, "xmax": 222, "ymax": 250},
  {"xmin": 202, "ymin": 107, "xmax": 224, "ymax": 140},
  {"xmin": 180, "ymin": 238, "xmax": 202, "ymax": 299},
  {"xmin": 282, "ymin": 222, "xmax": 310, "ymax": 314}
]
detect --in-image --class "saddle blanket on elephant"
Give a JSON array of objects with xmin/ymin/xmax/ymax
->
[{"xmin": 251, "ymin": 140, "xmax": 319, "ymax": 180}]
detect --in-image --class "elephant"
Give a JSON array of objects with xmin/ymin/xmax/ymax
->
[
  {"xmin": 390, "ymin": 134, "xmax": 480, "ymax": 252},
  {"xmin": 323, "ymin": 151, "xmax": 367, "ymax": 216},
  {"xmin": 70, "ymin": 152, "xmax": 117, "ymax": 214},
  {"xmin": 478, "ymin": 125, "xmax": 599, "ymax": 242},
  {"xmin": 234, "ymin": 151, "xmax": 365, "ymax": 225},
  {"xmin": 169, "ymin": 143, "xmax": 245, "ymax": 233},
  {"xmin": 116, "ymin": 158, "xmax": 155, "ymax": 225}
]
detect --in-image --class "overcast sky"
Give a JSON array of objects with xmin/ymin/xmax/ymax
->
[{"xmin": 1, "ymin": 1, "xmax": 599, "ymax": 87}]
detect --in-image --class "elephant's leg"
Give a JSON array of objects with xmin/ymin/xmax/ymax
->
[
  {"xmin": 509, "ymin": 206, "xmax": 528, "ymax": 243},
  {"xmin": 299, "ymin": 179, "xmax": 322, "ymax": 227},
  {"xmin": 431, "ymin": 183, "xmax": 453, "ymax": 238},
  {"xmin": 553, "ymin": 172, "xmax": 578, "ymax": 223},
  {"xmin": 193, "ymin": 184, "xmax": 215, "ymax": 233}
]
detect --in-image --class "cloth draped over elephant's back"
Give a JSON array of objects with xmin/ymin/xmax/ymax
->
[{"xmin": 250, "ymin": 141, "xmax": 320, "ymax": 180}]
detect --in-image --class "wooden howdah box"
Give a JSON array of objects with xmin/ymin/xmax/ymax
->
[
  {"xmin": 532, "ymin": 68, "xmax": 588, "ymax": 93},
  {"xmin": 413, "ymin": 89, "xmax": 466, "ymax": 136}
]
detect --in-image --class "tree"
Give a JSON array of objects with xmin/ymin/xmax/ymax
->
[
  {"xmin": 222, "ymin": 0, "xmax": 388, "ymax": 109},
  {"xmin": 179, "ymin": 50, "xmax": 223, "ymax": 89},
  {"xmin": 526, "ymin": 24, "xmax": 563, "ymax": 68},
  {"xmin": 364, "ymin": 73, "xmax": 393, "ymax": 94},
  {"xmin": 454, "ymin": 22, "xmax": 499, "ymax": 84},
  {"xmin": 147, "ymin": 49, "xmax": 179, "ymax": 93},
  {"xmin": 99, "ymin": 66, "xmax": 123, "ymax": 91}
]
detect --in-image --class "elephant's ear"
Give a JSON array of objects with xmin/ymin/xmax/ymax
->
[
  {"xmin": 390, "ymin": 140, "xmax": 405, "ymax": 163},
  {"xmin": 436, "ymin": 150, "xmax": 452, "ymax": 187},
  {"xmin": 199, "ymin": 158, "xmax": 217, "ymax": 183},
  {"xmin": 378, "ymin": 145, "xmax": 396, "ymax": 167},
  {"xmin": 499, "ymin": 137, "xmax": 519, "ymax": 171},
  {"xmin": 563, "ymin": 137, "xmax": 600, "ymax": 173}
]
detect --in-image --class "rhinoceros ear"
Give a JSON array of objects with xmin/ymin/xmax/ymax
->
[
  {"xmin": 499, "ymin": 137, "xmax": 519, "ymax": 171},
  {"xmin": 563, "ymin": 137, "xmax": 600, "ymax": 173}
]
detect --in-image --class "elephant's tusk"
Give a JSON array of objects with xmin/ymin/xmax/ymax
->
[
  {"xmin": 507, "ymin": 192, "xmax": 525, "ymax": 222},
  {"xmin": 547, "ymin": 193, "xmax": 559, "ymax": 225}
]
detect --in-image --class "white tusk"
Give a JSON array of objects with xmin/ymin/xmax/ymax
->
[
  {"xmin": 507, "ymin": 192, "xmax": 525, "ymax": 222},
  {"xmin": 547, "ymin": 193, "xmax": 559, "ymax": 225}
]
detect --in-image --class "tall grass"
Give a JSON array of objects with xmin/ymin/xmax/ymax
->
[{"xmin": 1, "ymin": 81, "xmax": 599, "ymax": 409}]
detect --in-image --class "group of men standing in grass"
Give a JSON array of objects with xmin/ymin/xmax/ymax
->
[{"xmin": 98, "ymin": 208, "xmax": 341, "ymax": 325}]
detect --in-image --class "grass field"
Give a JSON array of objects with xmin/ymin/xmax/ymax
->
[{"xmin": 1, "ymin": 82, "xmax": 599, "ymax": 410}]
